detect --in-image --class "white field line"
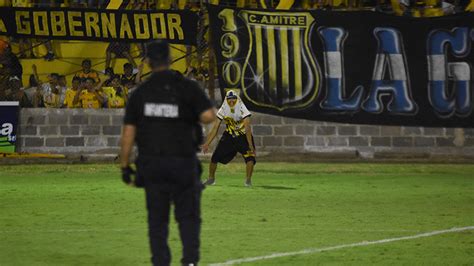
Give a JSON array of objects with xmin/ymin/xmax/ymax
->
[
  {"xmin": 0, "ymin": 228, "xmax": 422, "ymax": 234},
  {"xmin": 209, "ymin": 226, "xmax": 474, "ymax": 266}
]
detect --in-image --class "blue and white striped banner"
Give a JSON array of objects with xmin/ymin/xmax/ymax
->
[{"xmin": 209, "ymin": 6, "xmax": 474, "ymax": 127}]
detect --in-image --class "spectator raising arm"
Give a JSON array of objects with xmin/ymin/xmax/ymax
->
[
  {"xmin": 30, "ymin": 65, "xmax": 43, "ymax": 107},
  {"xmin": 93, "ymin": 80, "xmax": 106, "ymax": 105},
  {"xmin": 32, "ymin": 64, "xmax": 40, "ymax": 83},
  {"xmin": 73, "ymin": 83, "xmax": 85, "ymax": 107},
  {"xmin": 135, "ymin": 63, "xmax": 144, "ymax": 84}
]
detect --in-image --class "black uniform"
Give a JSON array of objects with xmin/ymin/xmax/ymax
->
[{"xmin": 124, "ymin": 70, "xmax": 212, "ymax": 266}]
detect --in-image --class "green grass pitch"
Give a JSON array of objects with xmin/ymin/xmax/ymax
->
[{"xmin": 1, "ymin": 162, "xmax": 473, "ymax": 265}]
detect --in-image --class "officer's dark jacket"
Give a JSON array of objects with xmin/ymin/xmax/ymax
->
[{"xmin": 124, "ymin": 70, "xmax": 212, "ymax": 157}]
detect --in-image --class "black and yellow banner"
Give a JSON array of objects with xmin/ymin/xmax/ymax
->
[
  {"xmin": 0, "ymin": 7, "xmax": 198, "ymax": 45},
  {"xmin": 209, "ymin": 5, "xmax": 474, "ymax": 127}
]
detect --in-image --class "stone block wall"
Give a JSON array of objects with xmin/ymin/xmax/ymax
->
[
  {"xmin": 250, "ymin": 115, "xmax": 474, "ymax": 158},
  {"xmin": 19, "ymin": 109, "xmax": 123, "ymax": 154},
  {"xmin": 18, "ymin": 108, "xmax": 474, "ymax": 157}
]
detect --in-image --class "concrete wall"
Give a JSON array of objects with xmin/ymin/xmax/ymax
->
[
  {"xmin": 18, "ymin": 108, "xmax": 474, "ymax": 158},
  {"xmin": 19, "ymin": 109, "xmax": 124, "ymax": 154}
]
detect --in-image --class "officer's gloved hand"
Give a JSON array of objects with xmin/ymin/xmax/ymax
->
[
  {"xmin": 134, "ymin": 170, "xmax": 145, "ymax": 188},
  {"xmin": 121, "ymin": 165, "xmax": 136, "ymax": 186}
]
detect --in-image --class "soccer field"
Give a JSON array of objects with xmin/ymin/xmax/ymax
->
[{"xmin": 1, "ymin": 162, "xmax": 473, "ymax": 265}]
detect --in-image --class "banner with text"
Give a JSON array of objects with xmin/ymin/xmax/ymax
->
[
  {"xmin": 209, "ymin": 5, "xmax": 474, "ymax": 127},
  {"xmin": 0, "ymin": 102, "xmax": 19, "ymax": 153},
  {"xmin": 0, "ymin": 7, "xmax": 198, "ymax": 45}
]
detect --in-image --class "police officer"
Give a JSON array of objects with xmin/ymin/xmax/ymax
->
[{"xmin": 119, "ymin": 40, "xmax": 215, "ymax": 266}]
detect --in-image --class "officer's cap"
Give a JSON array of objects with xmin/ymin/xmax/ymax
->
[
  {"xmin": 226, "ymin": 90, "xmax": 238, "ymax": 99},
  {"xmin": 146, "ymin": 40, "xmax": 170, "ymax": 63}
]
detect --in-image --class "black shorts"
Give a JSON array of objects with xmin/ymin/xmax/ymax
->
[{"xmin": 211, "ymin": 132, "xmax": 256, "ymax": 165}]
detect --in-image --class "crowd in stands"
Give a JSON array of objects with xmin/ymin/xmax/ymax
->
[
  {"xmin": 2, "ymin": 0, "xmax": 472, "ymax": 16},
  {"xmin": 2, "ymin": 0, "xmax": 156, "ymax": 9},
  {"xmin": 1, "ymin": 45, "xmax": 143, "ymax": 108}
]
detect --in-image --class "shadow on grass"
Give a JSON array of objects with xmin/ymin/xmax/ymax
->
[
  {"xmin": 226, "ymin": 185, "xmax": 296, "ymax": 190},
  {"xmin": 258, "ymin": 185, "xmax": 297, "ymax": 190}
]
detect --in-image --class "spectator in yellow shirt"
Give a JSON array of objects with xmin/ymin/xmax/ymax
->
[
  {"xmin": 64, "ymin": 76, "xmax": 82, "ymax": 108},
  {"xmin": 73, "ymin": 78, "xmax": 105, "ymax": 109},
  {"xmin": 102, "ymin": 75, "xmax": 128, "ymax": 108},
  {"xmin": 74, "ymin": 59, "xmax": 100, "ymax": 83}
]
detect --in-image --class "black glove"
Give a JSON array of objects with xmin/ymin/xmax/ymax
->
[
  {"xmin": 121, "ymin": 165, "xmax": 136, "ymax": 185},
  {"xmin": 134, "ymin": 170, "xmax": 145, "ymax": 188}
]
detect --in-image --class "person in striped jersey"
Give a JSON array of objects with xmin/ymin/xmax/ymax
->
[{"xmin": 202, "ymin": 90, "xmax": 256, "ymax": 187}]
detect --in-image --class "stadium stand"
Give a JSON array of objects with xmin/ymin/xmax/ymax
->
[
  {"xmin": 0, "ymin": 0, "xmax": 473, "ymax": 105},
  {"xmin": 0, "ymin": 0, "xmax": 470, "ymax": 163}
]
